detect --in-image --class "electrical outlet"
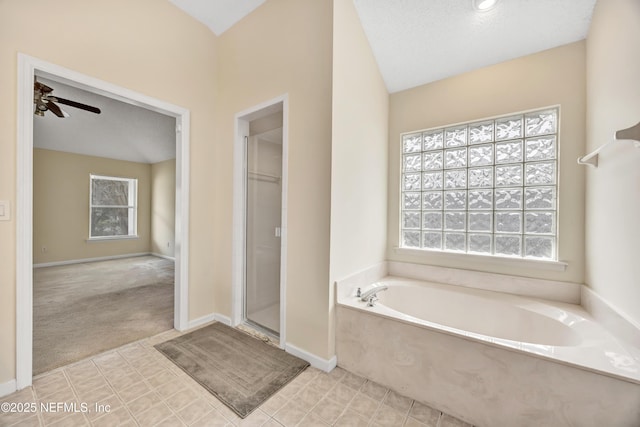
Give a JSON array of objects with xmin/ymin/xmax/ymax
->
[
  {"xmin": 41, "ymin": 246, "xmax": 47, "ymax": 253},
  {"xmin": 167, "ymin": 242, "xmax": 171, "ymax": 247}
]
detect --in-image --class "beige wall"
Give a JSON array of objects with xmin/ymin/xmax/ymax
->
[
  {"xmin": 330, "ymin": 0, "xmax": 389, "ymax": 353},
  {"xmin": 0, "ymin": 0, "xmax": 217, "ymax": 384},
  {"xmin": 33, "ymin": 149, "xmax": 151, "ymax": 264},
  {"xmin": 1, "ymin": 0, "xmax": 610, "ymax": 390},
  {"xmin": 388, "ymin": 42, "xmax": 587, "ymax": 283},
  {"xmin": 586, "ymin": 0, "xmax": 640, "ymax": 325},
  {"xmin": 151, "ymin": 159, "xmax": 176, "ymax": 258},
  {"xmin": 215, "ymin": 0, "xmax": 334, "ymax": 359}
]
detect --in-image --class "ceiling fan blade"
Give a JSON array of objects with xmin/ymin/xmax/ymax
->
[
  {"xmin": 53, "ymin": 96, "xmax": 101, "ymax": 114},
  {"xmin": 45, "ymin": 100, "xmax": 66, "ymax": 118}
]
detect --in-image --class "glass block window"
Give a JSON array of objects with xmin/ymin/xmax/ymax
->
[
  {"xmin": 401, "ymin": 107, "xmax": 558, "ymax": 260},
  {"xmin": 90, "ymin": 174, "xmax": 138, "ymax": 238}
]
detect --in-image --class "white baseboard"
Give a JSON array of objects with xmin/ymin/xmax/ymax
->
[
  {"xmin": 151, "ymin": 253, "xmax": 176, "ymax": 261},
  {"xmin": 285, "ymin": 343, "xmax": 337, "ymax": 373},
  {"xmin": 0, "ymin": 379, "xmax": 17, "ymax": 398},
  {"xmin": 33, "ymin": 252, "xmax": 151, "ymax": 268},
  {"xmin": 213, "ymin": 313, "xmax": 232, "ymax": 326},
  {"xmin": 186, "ymin": 313, "xmax": 232, "ymax": 330},
  {"xmin": 182, "ymin": 315, "xmax": 337, "ymax": 372},
  {"xmin": 187, "ymin": 314, "xmax": 217, "ymax": 330}
]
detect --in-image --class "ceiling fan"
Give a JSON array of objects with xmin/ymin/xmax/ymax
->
[{"xmin": 34, "ymin": 80, "xmax": 101, "ymax": 118}]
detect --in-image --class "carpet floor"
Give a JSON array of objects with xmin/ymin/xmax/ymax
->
[
  {"xmin": 33, "ymin": 255, "xmax": 174, "ymax": 375},
  {"xmin": 155, "ymin": 322, "xmax": 309, "ymax": 418}
]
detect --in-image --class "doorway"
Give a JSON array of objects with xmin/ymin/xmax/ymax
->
[
  {"xmin": 245, "ymin": 123, "xmax": 283, "ymax": 335},
  {"xmin": 16, "ymin": 54, "xmax": 191, "ymax": 389},
  {"xmin": 232, "ymin": 96, "xmax": 288, "ymax": 347}
]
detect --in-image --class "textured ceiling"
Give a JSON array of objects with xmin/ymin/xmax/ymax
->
[
  {"xmin": 34, "ymin": 77, "xmax": 176, "ymax": 164},
  {"xmin": 169, "ymin": 0, "xmax": 266, "ymax": 35},
  {"xmin": 353, "ymin": 0, "xmax": 597, "ymax": 92},
  {"xmin": 169, "ymin": 0, "xmax": 596, "ymax": 93}
]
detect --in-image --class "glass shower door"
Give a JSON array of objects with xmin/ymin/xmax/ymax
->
[{"xmin": 245, "ymin": 127, "xmax": 282, "ymax": 335}]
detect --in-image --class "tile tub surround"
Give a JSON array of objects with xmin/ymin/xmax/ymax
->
[
  {"xmin": 332, "ymin": 259, "xmax": 581, "ymax": 332},
  {"xmin": 336, "ymin": 304, "xmax": 640, "ymax": 427},
  {"xmin": 387, "ymin": 261, "xmax": 581, "ymax": 304},
  {"xmin": 581, "ymin": 285, "xmax": 640, "ymax": 351},
  {"xmin": 336, "ymin": 261, "xmax": 640, "ymax": 350},
  {"xmin": 336, "ymin": 276, "xmax": 640, "ymax": 426},
  {"xmin": 343, "ymin": 277, "xmax": 640, "ymax": 383}
]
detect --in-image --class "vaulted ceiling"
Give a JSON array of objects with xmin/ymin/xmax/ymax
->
[
  {"xmin": 35, "ymin": 1, "xmax": 598, "ymax": 163},
  {"xmin": 171, "ymin": 0, "xmax": 597, "ymax": 93},
  {"xmin": 352, "ymin": 0, "xmax": 597, "ymax": 92},
  {"xmin": 169, "ymin": 0, "xmax": 266, "ymax": 35}
]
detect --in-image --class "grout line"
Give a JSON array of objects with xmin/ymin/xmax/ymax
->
[
  {"xmin": 91, "ymin": 356, "xmax": 137, "ymax": 425},
  {"xmin": 127, "ymin": 346, "xmax": 188, "ymax": 426},
  {"xmin": 33, "ymin": 387, "xmax": 45, "ymax": 427},
  {"xmin": 59, "ymin": 368, "xmax": 93, "ymax": 427},
  {"xmin": 401, "ymin": 398, "xmax": 416, "ymax": 426}
]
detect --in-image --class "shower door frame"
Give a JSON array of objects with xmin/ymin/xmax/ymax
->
[{"xmin": 232, "ymin": 95, "xmax": 288, "ymax": 349}]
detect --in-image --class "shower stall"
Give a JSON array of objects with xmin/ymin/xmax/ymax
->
[{"xmin": 244, "ymin": 114, "xmax": 283, "ymax": 336}]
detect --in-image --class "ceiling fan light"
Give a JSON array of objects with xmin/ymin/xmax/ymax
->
[{"xmin": 473, "ymin": 0, "xmax": 498, "ymax": 11}]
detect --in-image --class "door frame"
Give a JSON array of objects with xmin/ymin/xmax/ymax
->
[
  {"xmin": 16, "ymin": 53, "xmax": 191, "ymax": 388},
  {"xmin": 232, "ymin": 95, "xmax": 288, "ymax": 349}
]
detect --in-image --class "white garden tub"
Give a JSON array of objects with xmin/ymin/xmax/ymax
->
[{"xmin": 336, "ymin": 277, "xmax": 640, "ymax": 426}]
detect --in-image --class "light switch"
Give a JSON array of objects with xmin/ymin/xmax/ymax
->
[{"xmin": 0, "ymin": 200, "xmax": 10, "ymax": 221}]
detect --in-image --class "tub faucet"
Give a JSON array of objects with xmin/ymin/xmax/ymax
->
[{"xmin": 360, "ymin": 285, "xmax": 388, "ymax": 302}]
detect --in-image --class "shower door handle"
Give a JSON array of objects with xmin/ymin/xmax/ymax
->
[{"xmin": 275, "ymin": 227, "xmax": 281, "ymax": 238}]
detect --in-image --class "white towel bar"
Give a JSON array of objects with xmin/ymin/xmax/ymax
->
[{"xmin": 577, "ymin": 121, "xmax": 640, "ymax": 168}]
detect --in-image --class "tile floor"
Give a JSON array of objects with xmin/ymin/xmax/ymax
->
[{"xmin": 0, "ymin": 326, "xmax": 473, "ymax": 427}]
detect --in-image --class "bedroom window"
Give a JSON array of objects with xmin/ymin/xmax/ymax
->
[
  {"xmin": 89, "ymin": 174, "xmax": 138, "ymax": 239},
  {"xmin": 400, "ymin": 107, "xmax": 558, "ymax": 260}
]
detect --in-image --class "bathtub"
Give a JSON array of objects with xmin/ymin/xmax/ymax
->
[{"xmin": 336, "ymin": 276, "xmax": 640, "ymax": 427}]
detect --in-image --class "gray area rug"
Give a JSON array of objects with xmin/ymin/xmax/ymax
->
[
  {"xmin": 155, "ymin": 322, "xmax": 309, "ymax": 418},
  {"xmin": 34, "ymin": 256, "xmax": 174, "ymax": 375}
]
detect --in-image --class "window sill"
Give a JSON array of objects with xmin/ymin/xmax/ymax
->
[
  {"xmin": 392, "ymin": 246, "xmax": 568, "ymax": 272},
  {"xmin": 87, "ymin": 235, "xmax": 139, "ymax": 242}
]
